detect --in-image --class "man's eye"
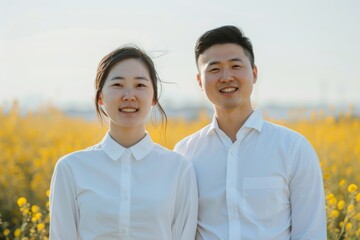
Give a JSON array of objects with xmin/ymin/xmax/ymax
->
[
  {"xmin": 209, "ymin": 68, "xmax": 219, "ymax": 73},
  {"xmin": 112, "ymin": 83, "xmax": 121, "ymax": 87}
]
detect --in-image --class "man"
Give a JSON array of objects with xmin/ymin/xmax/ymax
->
[{"xmin": 174, "ymin": 25, "xmax": 326, "ymax": 239}]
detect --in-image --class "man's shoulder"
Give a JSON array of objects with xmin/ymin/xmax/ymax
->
[
  {"xmin": 175, "ymin": 123, "xmax": 211, "ymax": 151},
  {"xmin": 262, "ymin": 120, "xmax": 304, "ymax": 140}
]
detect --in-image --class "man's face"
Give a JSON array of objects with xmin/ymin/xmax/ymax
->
[{"xmin": 197, "ymin": 43, "xmax": 257, "ymax": 112}]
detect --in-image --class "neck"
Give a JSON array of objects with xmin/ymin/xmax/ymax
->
[
  {"xmin": 215, "ymin": 106, "xmax": 254, "ymax": 142},
  {"xmin": 109, "ymin": 124, "xmax": 146, "ymax": 148}
]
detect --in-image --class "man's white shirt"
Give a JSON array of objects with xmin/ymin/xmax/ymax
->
[{"xmin": 174, "ymin": 109, "xmax": 326, "ymax": 240}]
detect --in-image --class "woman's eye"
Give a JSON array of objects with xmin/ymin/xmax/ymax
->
[{"xmin": 137, "ymin": 83, "xmax": 146, "ymax": 88}]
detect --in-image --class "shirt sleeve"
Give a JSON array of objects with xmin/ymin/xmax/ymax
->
[
  {"xmin": 49, "ymin": 158, "xmax": 79, "ymax": 240},
  {"xmin": 289, "ymin": 137, "xmax": 327, "ymax": 240},
  {"xmin": 172, "ymin": 160, "xmax": 198, "ymax": 240}
]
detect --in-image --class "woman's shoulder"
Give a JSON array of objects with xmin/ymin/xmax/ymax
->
[{"xmin": 56, "ymin": 143, "xmax": 103, "ymax": 165}]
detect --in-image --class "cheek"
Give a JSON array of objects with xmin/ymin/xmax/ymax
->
[
  {"xmin": 103, "ymin": 89, "xmax": 121, "ymax": 100},
  {"xmin": 203, "ymin": 77, "xmax": 216, "ymax": 90},
  {"xmin": 140, "ymin": 89, "xmax": 155, "ymax": 105}
]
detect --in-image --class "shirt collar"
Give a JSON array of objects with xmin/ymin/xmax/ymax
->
[
  {"xmin": 242, "ymin": 109, "xmax": 263, "ymax": 133},
  {"xmin": 129, "ymin": 133, "xmax": 154, "ymax": 161},
  {"xmin": 206, "ymin": 109, "xmax": 264, "ymax": 136},
  {"xmin": 206, "ymin": 115, "xmax": 219, "ymax": 136},
  {"xmin": 101, "ymin": 132, "xmax": 154, "ymax": 161}
]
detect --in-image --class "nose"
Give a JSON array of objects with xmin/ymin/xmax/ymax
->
[
  {"xmin": 220, "ymin": 68, "xmax": 233, "ymax": 83},
  {"xmin": 122, "ymin": 87, "xmax": 136, "ymax": 101}
]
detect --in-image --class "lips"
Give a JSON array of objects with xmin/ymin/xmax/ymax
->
[
  {"xmin": 119, "ymin": 107, "xmax": 138, "ymax": 113},
  {"xmin": 219, "ymin": 87, "xmax": 238, "ymax": 93}
]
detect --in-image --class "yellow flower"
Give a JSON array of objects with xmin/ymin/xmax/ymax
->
[
  {"xmin": 330, "ymin": 210, "xmax": 339, "ymax": 218},
  {"xmin": 34, "ymin": 212, "xmax": 42, "ymax": 220},
  {"xmin": 14, "ymin": 228, "xmax": 21, "ymax": 237},
  {"xmin": 356, "ymin": 228, "xmax": 360, "ymax": 237},
  {"xmin": 356, "ymin": 213, "xmax": 360, "ymax": 221},
  {"xmin": 348, "ymin": 184, "xmax": 358, "ymax": 193},
  {"xmin": 37, "ymin": 223, "xmax": 45, "ymax": 231},
  {"xmin": 31, "ymin": 205, "xmax": 39, "ymax": 213},
  {"xmin": 3, "ymin": 229, "xmax": 10, "ymax": 236},
  {"xmin": 31, "ymin": 217, "xmax": 37, "ymax": 223},
  {"xmin": 46, "ymin": 201, "xmax": 50, "ymax": 210},
  {"xmin": 337, "ymin": 200, "xmax": 345, "ymax": 210},
  {"xmin": 46, "ymin": 189, "xmax": 50, "ymax": 198},
  {"xmin": 347, "ymin": 204, "xmax": 355, "ymax": 213},
  {"xmin": 356, "ymin": 193, "xmax": 360, "ymax": 202},
  {"xmin": 339, "ymin": 221, "xmax": 344, "ymax": 228},
  {"xmin": 326, "ymin": 193, "xmax": 334, "ymax": 200},
  {"xmin": 345, "ymin": 222, "xmax": 352, "ymax": 232},
  {"xmin": 17, "ymin": 197, "xmax": 27, "ymax": 207},
  {"xmin": 328, "ymin": 197, "xmax": 337, "ymax": 206},
  {"xmin": 339, "ymin": 179, "xmax": 347, "ymax": 187},
  {"xmin": 323, "ymin": 173, "xmax": 330, "ymax": 180},
  {"xmin": 23, "ymin": 208, "xmax": 29, "ymax": 215}
]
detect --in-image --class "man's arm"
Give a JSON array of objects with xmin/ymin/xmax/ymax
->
[{"xmin": 289, "ymin": 137, "xmax": 327, "ymax": 239}]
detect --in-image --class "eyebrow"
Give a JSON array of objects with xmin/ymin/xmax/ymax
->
[
  {"xmin": 208, "ymin": 58, "xmax": 244, "ymax": 66},
  {"xmin": 110, "ymin": 76, "xmax": 150, "ymax": 81}
]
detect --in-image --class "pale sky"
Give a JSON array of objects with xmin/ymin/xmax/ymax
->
[{"xmin": 1, "ymin": 0, "xmax": 359, "ymax": 111}]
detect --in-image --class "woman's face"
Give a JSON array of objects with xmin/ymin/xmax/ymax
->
[{"xmin": 98, "ymin": 58, "xmax": 154, "ymax": 131}]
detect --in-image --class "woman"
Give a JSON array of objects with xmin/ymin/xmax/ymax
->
[{"xmin": 49, "ymin": 46, "xmax": 198, "ymax": 239}]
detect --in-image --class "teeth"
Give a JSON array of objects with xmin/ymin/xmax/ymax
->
[
  {"xmin": 220, "ymin": 87, "xmax": 237, "ymax": 93},
  {"xmin": 120, "ymin": 107, "xmax": 137, "ymax": 112}
]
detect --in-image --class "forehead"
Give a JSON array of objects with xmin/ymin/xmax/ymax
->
[
  {"xmin": 197, "ymin": 43, "xmax": 248, "ymax": 66},
  {"xmin": 107, "ymin": 58, "xmax": 150, "ymax": 77}
]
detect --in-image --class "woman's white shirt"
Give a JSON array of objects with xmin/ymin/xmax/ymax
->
[{"xmin": 50, "ymin": 133, "xmax": 198, "ymax": 240}]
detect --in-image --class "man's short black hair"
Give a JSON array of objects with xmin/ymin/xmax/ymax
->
[{"xmin": 195, "ymin": 25, "xmax": 255, "ymax": 68}]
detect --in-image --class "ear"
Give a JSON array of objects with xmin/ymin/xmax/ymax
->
[
  {"xmin": 197, "ymin": 73, "xmax": 203, "ymax": 90},
  {"xmin": 98, "ymin": 94, "xmax": 104, "ymax": 105},
  {"xmin": 152, "ymin": 98, "xmax": 156, "ymax": 106},
  {"xmin": 252, "ymin": 65, "xmax": 258, "ymax": 84}
]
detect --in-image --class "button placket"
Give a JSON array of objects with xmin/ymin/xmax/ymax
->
[
  {"xmin": 226, "ymin": 145, "xmax": 241, "ymax": 239},
  {"xmin": 230, "ymin": 129, "xmax": 252, "ymax": 239},
  {"xmin": 119, "ymin": 150, "xmax": 131, "ymax": 238}
]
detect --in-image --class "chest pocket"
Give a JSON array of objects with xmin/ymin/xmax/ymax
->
[{"xmin": 241, "ymin": 177, "xmax": 289, "ymax": 219}]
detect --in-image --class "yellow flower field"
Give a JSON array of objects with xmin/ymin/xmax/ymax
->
[{"xmin": 0, "ymin": 102, "xmax": 359, "ymax": 239}]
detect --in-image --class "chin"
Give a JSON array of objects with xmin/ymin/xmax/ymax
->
[
  {"xmin": 218, "ymin": 101, "xmax": 240, "ymax": 109},
  {"xmin": 111, "ymin": 120, "xmax": 142, "ymax": 129}
]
